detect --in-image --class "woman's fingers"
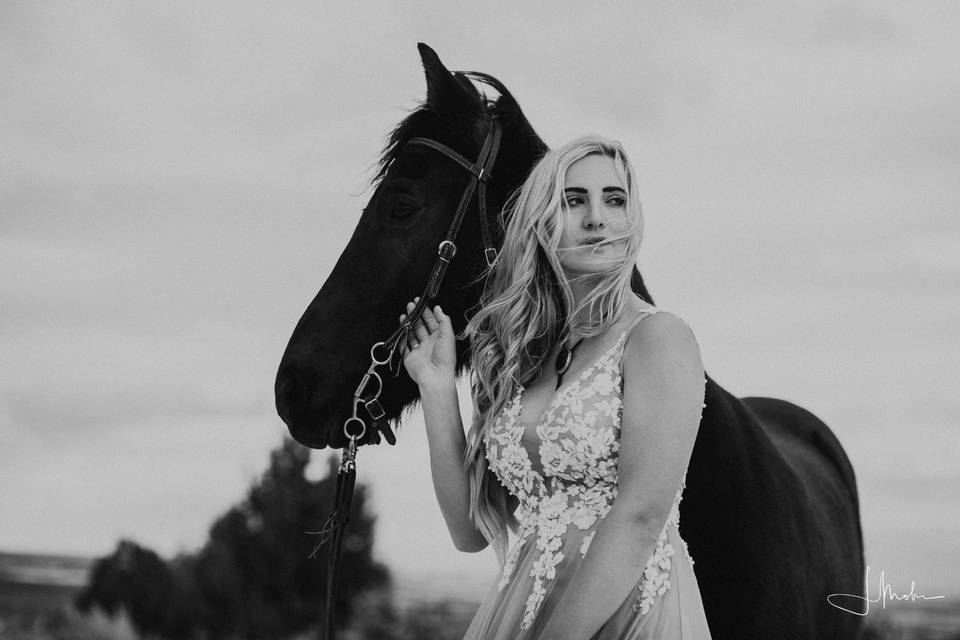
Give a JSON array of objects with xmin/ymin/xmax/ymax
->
[
  {"xmin": 401, "ymin": 298, "xmax": 448, "ymax": 347},
  {"xmin": 435, "ymin": 306, "xmax": 452, "ymax": 335},
  {"xmin": 406, "ymin": 329, "xmax": 420, "ymax": 351},
  {"xmin": 400, "ymin": 313, "xmax": 426, "ymax": 333},
  {"xmin": 398, "ymin": 299, "xmax": 421, "ymax": 341},
  {"xmin": 412, "ymin": 318, "xmax": 428, "ymax": 341},
  {"xmin": 421, "ymin": 306, "xmax": 439, "ymax": 332}
]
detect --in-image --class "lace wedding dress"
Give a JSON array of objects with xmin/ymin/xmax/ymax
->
[{"xmin": 463, "ymin": 308, "xmax": 712, "ymax": 639}]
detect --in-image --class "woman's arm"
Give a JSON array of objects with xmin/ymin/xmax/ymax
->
[
  {"xmin": 419, "ymin": 378, "xmax": 489, "ymax": 552},
  {"xmin": 532, "ymin": 312, "xmax": 704, "ymax": 639},
  {"xmin": 401, "ymin": 301, "xmax": 488, "ymax": 552}
]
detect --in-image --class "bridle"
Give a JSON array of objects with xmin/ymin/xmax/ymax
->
[{"xmin": 310, "ymin": 117, "xmax": 503, "ymax": 639}]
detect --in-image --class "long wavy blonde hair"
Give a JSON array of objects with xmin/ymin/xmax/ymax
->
[{"xmin": 462, "ymin": 135, "xmax": 645, "ymax": 562}]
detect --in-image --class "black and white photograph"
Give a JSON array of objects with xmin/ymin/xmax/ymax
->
[{"xmin": 2, "ymin": 3, "xmax": 958, "ymax": 639}]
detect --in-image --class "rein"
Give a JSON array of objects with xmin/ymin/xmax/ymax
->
[{"xmin": 310, "ymin": 118, "xmax": 502, "ymax": 639}]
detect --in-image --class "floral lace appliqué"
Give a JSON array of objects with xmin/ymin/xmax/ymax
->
[
  {"xmin": 632, "ymin": 477, "xmax": 685, "ymax": 615},
  {"xmin": 485, "ymin": 326, "xmax": 637, "ymax": 630},
  {"xmin": 483, "ymin": 310, "xmax": 703, "ymax": 631}
]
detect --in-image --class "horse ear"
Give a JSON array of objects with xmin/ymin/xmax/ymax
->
[
  {"xmin": 418, "ymin": 42, "xmax": 480, "ymax": 117},
  {"xmin": 462, "ymin": 69, "xmax": 550, "ymax": 157}
]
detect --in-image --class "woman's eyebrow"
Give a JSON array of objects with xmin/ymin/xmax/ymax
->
[{"xmin": 563, "ymin": 186, "xmax": 626, "ymax": 194}]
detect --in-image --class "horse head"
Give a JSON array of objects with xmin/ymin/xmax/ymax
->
[{"xmin": 275, "ymin": 44, "xmax": 548, "ymax": 449}]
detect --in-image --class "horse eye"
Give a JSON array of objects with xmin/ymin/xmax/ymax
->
[{"xmin": 389, "ymin": 199, "xmax": 418, "ymax": 220}]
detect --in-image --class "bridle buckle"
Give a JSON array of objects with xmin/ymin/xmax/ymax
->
[{"xmin": 438, "ymin": 240, "xmax": 457, "ymax": 263}]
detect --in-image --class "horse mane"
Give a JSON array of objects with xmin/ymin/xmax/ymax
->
[{"xmin": 373, "ymin": 71, "xmax": 524, "ymax": 184}]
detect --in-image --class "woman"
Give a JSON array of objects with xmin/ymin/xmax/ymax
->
[{"xmin": 399, "ymin": 136, "xmax": 711, "ymax": 639}]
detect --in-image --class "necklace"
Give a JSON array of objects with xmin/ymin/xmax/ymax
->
[
  {"xmin": 555, "ymin": 337, "xmax": 585, "ymax": 390},
  {"xmin": 553, "ymin": 312, "xmax": 609, "ymax": 389}
]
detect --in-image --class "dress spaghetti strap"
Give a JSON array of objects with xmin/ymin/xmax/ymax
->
[{"xmin": 616, "ymin": 306, "xmax": 661, "ymax": 356}]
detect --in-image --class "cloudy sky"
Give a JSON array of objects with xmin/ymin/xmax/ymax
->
[{"xmin": 2, "ymin": 2, "xmax": 958, "ymax": 602}]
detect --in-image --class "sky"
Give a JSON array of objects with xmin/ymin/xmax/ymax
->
[{"xmin": 2, "ymin": 1, "xmax": 959, "ymax": 603}]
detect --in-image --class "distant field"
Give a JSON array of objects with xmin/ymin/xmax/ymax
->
[
  {"xmin": 0, "ymin": 552, "xmax": 92, "ymax": 588},
  {"xmin": 0, "ymin": 580, "xmax": 79, "ymax": 614},
  {"xmin": 0, "ymin": 553, "xmax": 89, "ymax": 635},
  {"xmin": 1, "ymin": 550, "xmax": 959, "ymax": 639}
]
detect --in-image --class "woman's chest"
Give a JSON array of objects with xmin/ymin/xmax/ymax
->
[{"xmin": 488, "ymin": 359, "xmax": 626, "ymax": 488}]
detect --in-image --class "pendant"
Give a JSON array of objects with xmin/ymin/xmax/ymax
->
[{"xmin": 556, "ymin": 347, "xmax": 572, "ymax": 376}]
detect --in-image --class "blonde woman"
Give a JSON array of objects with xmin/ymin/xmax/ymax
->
[{"xmin": 400, "ymin": 136, "xmax": 712, "ymax": 639}]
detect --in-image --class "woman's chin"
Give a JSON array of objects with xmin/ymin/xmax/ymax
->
[{"xmin": 561, "ymin": 259, "xmax": 617, "ymax": 277}]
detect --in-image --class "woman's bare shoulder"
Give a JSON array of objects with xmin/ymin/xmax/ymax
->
[
  {"xmin": 622, "ymin": 304, "xmax": 702, "ymax": 378},
  {"xmin": 622, "ymin": 298, "xmax": 689, "ymax": 335}
]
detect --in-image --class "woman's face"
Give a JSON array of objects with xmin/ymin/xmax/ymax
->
[{"xmin": 557, "ymin": 153, "xmax": 631, "ymax": 276}]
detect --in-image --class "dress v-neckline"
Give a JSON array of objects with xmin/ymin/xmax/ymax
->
[
  {"xmin": 511, "ymin": 328, "xmax": 630, "ymax": 477},
  {"xmin": 516, "ymin": 330, "xmax": 628, "ymax": 427}
]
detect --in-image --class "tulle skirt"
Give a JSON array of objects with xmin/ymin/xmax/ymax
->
[{"xmin": 463, "ymin": 524, "xmax": 712, "ymax": 639}]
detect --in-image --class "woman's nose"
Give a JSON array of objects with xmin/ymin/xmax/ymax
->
[{"xmin": 583, "ymin": 200, "xmax": 606, "ymax": 230}]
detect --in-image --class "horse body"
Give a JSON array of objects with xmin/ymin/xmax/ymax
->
[
  {"xmin": 681, "ymin": 385, "xmax": 864, "ymax": 638},
  {"xmin": 276, "ymin": 43, "xmax": 864, "ymax": 638}
]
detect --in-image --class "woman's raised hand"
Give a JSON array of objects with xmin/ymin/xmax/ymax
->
[{"xmin": 400, "ymin": 298, "xmax": 457, "ymax": 389}]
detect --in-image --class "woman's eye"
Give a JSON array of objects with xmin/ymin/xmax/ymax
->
[
  {"xmin": 606, "ymin": 196, "xmax": 626, "ymax": 207},
  {"xmin": 565, "ymin": 196, "xmax": 584, "ymax": 207}
]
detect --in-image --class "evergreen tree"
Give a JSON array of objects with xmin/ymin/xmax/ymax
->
[{"xmin": 76, "ymin": 438, "xmax": 389, "ymax": 639}]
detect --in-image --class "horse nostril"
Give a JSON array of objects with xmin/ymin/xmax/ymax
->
[{"xmin": 276, "ymin": 369, "xmax": 308, "ymax": 424}]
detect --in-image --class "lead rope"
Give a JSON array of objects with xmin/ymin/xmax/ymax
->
[
  {"xmin": 308, "ymin": 340, "xmax": 390, "ymax": 640},
  {"xmin": 311, "ymin": 440, "xmax": 356, "ymax": 640}
]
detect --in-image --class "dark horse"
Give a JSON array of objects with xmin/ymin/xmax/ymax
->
[{"xmin": 276, "ymin": 44, "xmax": 865, "ymax": 639}]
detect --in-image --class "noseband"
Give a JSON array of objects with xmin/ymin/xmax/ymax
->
[{"xmin": 311, "ymin": 118, "xmax": 502, "ymax": 639}]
